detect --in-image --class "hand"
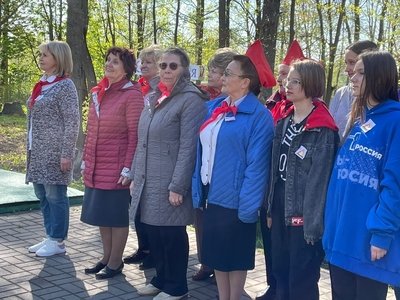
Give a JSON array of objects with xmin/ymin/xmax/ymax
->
[
  {"xmin": 117, "ymin": 176, "xmax": 131, "ymax": 186},
  {"xmin": 60, "ymin": 158, "xmax": 72, "ymax": 172},
  {"xmin": 267, "ymin": 217, "xmax": 272, "ymax": 229},
  {"xmin": 169, "ymin": 191, "xmax": 183, "ymax": 207},
  {"xmin": 371, "ymin": 245, "xmax": 387, "ymax": 261}
]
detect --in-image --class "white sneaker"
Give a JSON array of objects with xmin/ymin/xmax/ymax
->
[
  {"xmin": 137, "ymin": 283, "xmax": 161, "ymax": 296},
  {"xmin": 28, "ymin": 238, "xmax": 49, "ymax": 253},
  {"xmin": 35, "ymin": 240, "xmax": 66, "ymax": 257},
  {"xmin": 153, "ymin": 292, "xmax": 188, "ymax": 300}
]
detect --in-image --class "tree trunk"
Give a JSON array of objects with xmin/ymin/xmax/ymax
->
[
  {"xmin": 66, "ymin": 0, "xmax": 96, "ymax": 179},
  {"xmin": 258, "ymin": 0, "xmax": 281, "ymax": 99},
  {"xmin": 218, "ymin": 0, "xmax": 230, "ymax": 47},
  {"xmin": 289, "ymin": 0, "xmax": 295, "ymax": 43},
  {"xmin": 128, "ymin": 1, "xmax": 133, "ymax": 49},
  {"xmin": 195, "ymin": 0, "xmax": 204, "ymax": 84},
  {"xmin": 316, "ymin": 0, "xmax": 326, "ymax": 60},
  {"xmin": 174, "ymin": 0, "xmax": 181, "ymax": 45},
  {"xmin": 259, "ymin": 0, "xmax": 280, "ymax": 71},
  {"xmin": 106, "ymin": 0, "xmax": 116, "ymax": 46},
  {"xmin": 152, "ymin": 0, "xmax": 157, "ymax": 44},
  {"xmin": 325, "ymin": 0, "xmax": 347, "ymax": 103},
  {"xmin": 0, "ymin": 102, "xmax": 24, "ymax": 116},
  {"xmin": 354, "ymin": 0, "xmax": 360, "ymax": 41},
  {"xmin": 136, "ymin": 0, "xmax": 144, "ymax": 51},
  {"xmin": 0, "ymin": 1, "xmax": 10, "ymax": 103},
  {"xmin": 377, "ymin": 0, "xmax": 388, "ymax": 46}
]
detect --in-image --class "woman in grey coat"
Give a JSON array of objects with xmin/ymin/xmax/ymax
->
[
  {"xmin": 26, "ymin": 41, "xmax": 79, "ymax": 257},
  {"xmin": 130, "ymin": 47, "xmax": 207, "ymax": 300}
]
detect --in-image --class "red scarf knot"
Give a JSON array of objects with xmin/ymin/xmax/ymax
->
[
  {"xmin": 139, "ymin": 77, "xmax": 151, "ymax": 95},
  {"xmin": 200, "ymin": 101, "xmax": 237, "ymax": 132},
  {"xmin": 29, "ymin": 76, "xmax": 65, "ymax": 109},
  {"xmin": 90, "ymin": 77, "xmax": 110, "ymax": 104},
  {"xmin": 155, "ymin": 82, "xmax": 172, "ymax": 108}
]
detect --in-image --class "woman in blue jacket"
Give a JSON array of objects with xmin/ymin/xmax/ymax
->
[
  {"xmin": 323, "ymin": 51, "xmax": 400, "ymax": 300},
  {"xmin": 192, "ymin": 52, "xmax": 274, "ymax": 300}
]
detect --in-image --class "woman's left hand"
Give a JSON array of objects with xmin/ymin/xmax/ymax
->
[
  {"xmin": 169, "ymin": 191, "xmax": 183, "ymax": 206},
  {"xmin": 117, "ymin": 176, "xmax": 131, "ymax": 186},
  {"xmin": 60, "ymin": 158, "xmax": 72, "ymax": 172},
  {"xmin": 371, "ymin": 245, "xmax": 387, "ymax": 261}
]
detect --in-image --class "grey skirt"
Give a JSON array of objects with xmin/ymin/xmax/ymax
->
[{"xmin": 80, "ymin": 187, "xmax": 130, "ymax": 227}]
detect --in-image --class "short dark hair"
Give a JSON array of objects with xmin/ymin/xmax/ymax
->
[
  {"xmin": 291, "ymin": 59, "xmax": 325, "ymax": 99},
  {"xmin": 105, "ymin": 47, "xmax": 136, "ymax": 79},
  {"xmin": 163, "ymin": 47, "xmax": 190, "ymax": 68},
  {"xmin": 232, "ymin": 55, "xmax": 261, "ymax": 95},
  {"xmin": 346, "ymin": 40, "xmax": 378, "ymax": 55},
  {"xmin": 208, "ymin": 48, "xmax": 238, "ymax": 71}
]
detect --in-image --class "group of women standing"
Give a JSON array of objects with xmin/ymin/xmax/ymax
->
[{"xmin": 26, "ymin": 38, "xmax": 399, "ymax": 300}]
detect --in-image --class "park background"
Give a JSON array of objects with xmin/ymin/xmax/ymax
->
[{"xmin": 0, "ymin": 0, "xmax": 399, "ymax": 185}]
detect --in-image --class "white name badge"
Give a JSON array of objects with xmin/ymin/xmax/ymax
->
[
  {"xmin": 295, "ymin": 145, "xmax": 308, "ymax": 160},
  {"xmin": 224, "ymin": 116, "xmax": 236, "ymax": 122},
  {"xmin": 361, "ymin": 119, "xmax": 376, "ymax": 133}
]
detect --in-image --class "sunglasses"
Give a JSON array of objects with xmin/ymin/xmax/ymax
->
[{"xmin": 159, "ymin": 62, "xmax": 181, "ymax": 70}]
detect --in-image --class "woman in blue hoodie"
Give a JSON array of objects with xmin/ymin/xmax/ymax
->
[{"xmin": 323, "ymin": 51, "xmax": 400, "ymax": 300}]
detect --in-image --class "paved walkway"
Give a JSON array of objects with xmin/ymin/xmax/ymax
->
[{"xmin": 0, "ymin": 206, "xmax": 396, "ymax": 300}]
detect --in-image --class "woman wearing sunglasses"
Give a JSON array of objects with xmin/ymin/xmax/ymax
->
[
  {"xmin": 266, "ymin": 59, "xmax": 339, "ymax": 300},
  {"xmin": 130, "ymin": 47, "xmax": 208, "ymax": 300},
  {"xmin": 192, "ymin": 40, "xmax": 275, "ymax": 300}
]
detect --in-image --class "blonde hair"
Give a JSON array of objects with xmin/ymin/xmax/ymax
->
[
  {"xmin": 139, "ymin": 44, "xmax": 164, "ymax": 63},
  {"xmin": 39, "ymin": 41, "xmax": 73, "ymax": 76}
]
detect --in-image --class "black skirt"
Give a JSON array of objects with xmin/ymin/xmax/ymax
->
[
  {"xmin": 201, "ymin": 203, "xmax": 257, "ymax": 272},
  {"xmin": 80, "ymin": 187, "xmax": 130, "ymax": 227}
]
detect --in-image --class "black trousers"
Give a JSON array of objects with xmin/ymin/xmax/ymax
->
[
  {"xmin": 271, "ymin": 215, "xmax": 324, "ymax": 300},
  {"xmin": 145, "ymin": 224, "xmax": 189, "ymax": 296},
  {"xmin": 135, "ymin": 211, "xmax": 149, "ymax": 251},
  {"xmin": 259, "ymin": 207, "xmax": 277, "ymax": 292},
  {"xmin": 194, "ymin": 208, "xmax": 213, "ymax": 272},
  {"xmin": 329, "ymin": 264, "xmax": 388, "ymax": 300}
]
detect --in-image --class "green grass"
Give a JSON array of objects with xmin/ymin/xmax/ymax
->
[{"xmin": 0, "ymin": 115, "xmax": 27, "ymax": 173}]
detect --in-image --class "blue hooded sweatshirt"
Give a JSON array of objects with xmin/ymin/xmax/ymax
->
[{"xmin": 323, "ymin": 99, "xmax": 400, "ymax": 286}]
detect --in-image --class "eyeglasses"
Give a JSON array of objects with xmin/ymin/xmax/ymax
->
[
  {"xmin": 159, "ymin": 62, "xmax": 181, "ymax": 70},
  {"xmin": 223, "ymin": 70, "xmax": 245, "ymax": 78},
  {"xmin": 283, "ymin": 78, "xmax": 302, "ymax": 87}
]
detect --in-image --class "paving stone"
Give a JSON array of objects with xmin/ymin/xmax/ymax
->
[{"xmin": 0, "ymin": 207, "xmax": 396, "ymax": 300}]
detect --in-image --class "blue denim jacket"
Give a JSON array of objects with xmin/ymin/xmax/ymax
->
[{"xmin": 266, "ymin": 100, "xmax": 339, "ymax": 243}]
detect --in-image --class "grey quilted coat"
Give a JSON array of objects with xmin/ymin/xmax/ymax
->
[{"xmin": 130, "ymin": 75, "xmax": 208, "ymax": 226}]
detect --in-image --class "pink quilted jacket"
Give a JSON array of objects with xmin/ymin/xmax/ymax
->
[{"xmin": 83, "ymin": 78, "xmax": 143, "ymax": 190}]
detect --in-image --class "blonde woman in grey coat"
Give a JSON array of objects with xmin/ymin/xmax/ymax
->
[
  {"xmin": 130, "ymin": 47, "xmax": 207, "ymax": 300},
  {"xmin": 26, "ymin": 41, "xmax": 79, "ymax": 257}
]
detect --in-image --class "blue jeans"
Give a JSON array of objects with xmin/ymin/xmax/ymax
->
[{"xmin": 33, "ymin": 183, "xmax": 69, "ymax": 240}]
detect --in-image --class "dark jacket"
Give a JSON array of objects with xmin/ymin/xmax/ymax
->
[{"xmin": 266, "ymin": 99, "xmax": 339, "ymax": 243}]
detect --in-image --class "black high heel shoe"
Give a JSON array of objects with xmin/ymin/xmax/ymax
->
[
  {"xmin": 95, "ymin": 262, "xmax": 124, "ymax": 279},
  {"xmin": 84, "ymin": 262, "xmax": 106, "ymax": 274}
]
